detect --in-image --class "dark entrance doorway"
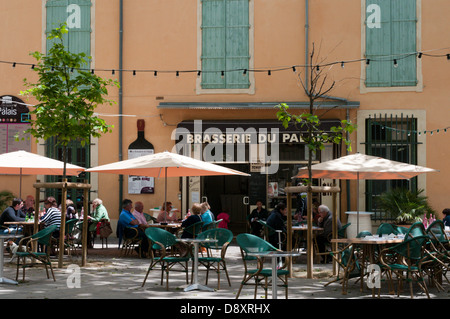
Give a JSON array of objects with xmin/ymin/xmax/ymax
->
[{"xmin": 202, "ymin": 164, "xmax": 250, "ymax": 235}]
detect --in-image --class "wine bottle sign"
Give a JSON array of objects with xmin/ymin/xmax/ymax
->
[{"xmin": 128, "ymin": 119, "xmax": 155, "ymax": 194}]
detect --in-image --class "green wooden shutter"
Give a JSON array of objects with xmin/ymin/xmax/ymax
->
[
  {"xmin": 225, "ymin": 0, "xmax": 250, "ymax": 89},
  {"xmin": 201, "ymin": 0, "xmax": 250, "ymax": 89},
  {"xmin": 46, "ymin": 0, "xmax": 70, "ymax": 50},
  {"xmin": 391, "ymin": 0, "xmax": 416, "ymax": 86},
  {"xmin": 46, "ymin": 0, "xmax": 91, "ymax": 68},
  {"xmin": 365, "ymin": 0, "xmax": 416, "ymax": 87},
  {"xmin": 202, "ymin": 0, "xmax": 226, "ymax": 88}
]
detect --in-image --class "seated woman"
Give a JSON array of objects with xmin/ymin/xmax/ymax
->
[
  {"xmin": 156, "ymin": 201, "xmax": 178, "ymax": 223},
  {"xmin": 181, "ymin": 203, "xmax": 202, "ymax": 239}
]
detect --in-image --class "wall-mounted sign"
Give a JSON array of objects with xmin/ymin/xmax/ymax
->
[
  {"xmin": 128, "ymin": 119, "xmax": 155, "ymax": 194},
  {"xmin": 0, "ymin": 95, "xmax": 31, "ymax": 154}
]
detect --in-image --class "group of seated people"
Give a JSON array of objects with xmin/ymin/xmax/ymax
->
[
  {"xmin": 248, "ymin": 200, "xmax": 341, "ymax": 263},
  {"xmin": 0, "ymin": 196, "xmax": 110, "ymax": 249},
  {"xmin": 118, "ymin": 199, "xmax": 230, "ymax": 257}
]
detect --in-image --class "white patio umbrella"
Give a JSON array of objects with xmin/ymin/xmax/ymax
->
[
  {"xmin": 293, "ymin": 153, "xmax": 438, "ymax": 234},
  {"xmin": 0, "ymin": 150, "xmax": 85, "ymax": 197},
  {"xmin": 86, "ymin": 151, "xmax": 250, "ymax": 221}
]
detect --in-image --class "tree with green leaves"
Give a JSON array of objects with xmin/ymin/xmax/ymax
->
[
  {"xmin": 20, "ymin": 23, "xmax": 119, "ymax": 179},
  {"xmin": 276, "ymin": 45, "xmax": 356, "ymax": 277},
  {"xmin": 276, "ymin": 44, "xmax": 355, "ymax": 184}
]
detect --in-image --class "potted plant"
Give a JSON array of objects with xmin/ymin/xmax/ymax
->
[
  {"xmin": 376, "ymin": 188, "xmax": 436, "ymax": 224},
  {"xmin": 0, "ymin": 190, "xmax": 14, "ymax": 212}
]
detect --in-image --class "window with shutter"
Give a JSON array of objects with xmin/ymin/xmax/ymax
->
[
  {"xmin": 44, "ymin": 0, "xmax": 92, "ymax": 202},
  {"xmin": 365, "ymin": 0, "xmax": 417, "ymax": 88},
  {"xmin": 46, "ymin": 0, "xmax": 92, "ymax": 68},
  {"xmin": 201, "ymin": 0, "xmax": 250, "ymax": 90}
]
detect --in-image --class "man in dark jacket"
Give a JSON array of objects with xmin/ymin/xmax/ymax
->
[
  {"xmin": 266, "ymin": 202, "xmax": 287, "ymax": 248},
  {"xmin": 0, "ymin": 198, "xmax": 25, "ymax": 234},
  {"xmin": 316, "ymin": 204, "xmax": 342, "ymax": 263},
  {"xmin": 248, "ymin": 200, "xmax": 268, "ymax": 237}
]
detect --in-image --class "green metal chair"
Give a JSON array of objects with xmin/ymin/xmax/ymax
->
[
  {"xmin": 197, "ymin": 228, "xmax": 233, "ymax": 290},
  {"xmin": 338, "ymin": 223, "xmax": 351, "ymax": 238},
  {"xmin": 120, "ymin": 227, "xmax": 143, "ymax": 257},
  {"xmin": 64, "ymin": 218, "xmax": 80, "ymax": 256},
  {"xmin": 258, "ymin": 220, "xmax": 285, "ymax": 249},
  {"xmin": 203, "ymin": 219, "xmax": 222, "ymax": 231},
  {"xmin": 425, "ymin": 220, "xmax": 450, "ymax": 288},
  {"xmin": 356, "ymin": 231, "xmax": 373, "ymax": 238},
  {"xmin": 142, "ymin": 227, "xmax": 190, "ymax": 290},
  {"xmin": 325, "ymin": 244, "xmax": 361, "ymax": 295},
  {"xmin": 393, "ymin": 224, "xmax": 410, "ymax": 235},
  {"xmin": 376, "ymin": 223, "xmax": 397, "ymax": 236},
  {"xmin": 379, "ymin": 235, "xmax": 431, "ymax": 298},
  {"xmin": 15, "ymin": 225, "xmax": 58, "ymax": 282},
  {"xmin": 183, "ymin": 220, "xmax": 204, "ymax": 239},
  {"xmin": 143, "ymin": 213, "xmax": 157, "ymax": 223},
  {"xmin": 235, "ymin": 233, "xmax": 289, "ymax": 299},
  {"xmin": 404, "ymin": 221, "xmax": 427, "ymax": 238}
]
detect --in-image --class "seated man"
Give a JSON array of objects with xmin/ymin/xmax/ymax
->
[
  {"xmin": 118, "ymin": 199, "xmax": 149, "ymax": 257},
  {"xmin": 316, "ymin": 204, "xmax": 342, "ymax": 263},
  {"xmin": 0, "ymin": 198, "xmax": 25, "ymax": 234},
  {"xmin": 266, "ymin": 202, "xmax": 287, "ymax": 249}
]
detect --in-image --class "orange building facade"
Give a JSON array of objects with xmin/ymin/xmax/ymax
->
[{"xmin": 0, "ymin": 0, "xmax": 449, "ymax": 234}]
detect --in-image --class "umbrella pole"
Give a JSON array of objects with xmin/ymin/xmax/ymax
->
[
  {"xmin": 164, "ymin": 167, "xmax": 167, "ymax": 223},
  {"xmin": 357, "ymin": 172, "xmax": 360, "ymax": 236},
  {"xmin": 19, "ymin": 168, "xmax": 22, "ymax": 199}
]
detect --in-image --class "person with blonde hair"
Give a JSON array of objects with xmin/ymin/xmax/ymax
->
[
  {"xmin": 200, "ymin": 201, "xmax": 215, "ymax": 227},
  {"xmin": 181, "ymin": 203, "xmax": 202, "ymax": 238}
]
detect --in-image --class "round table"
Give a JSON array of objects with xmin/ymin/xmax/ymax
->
[
  {"xmin": 177, "ymin": 238, "xmax": 218, "ymax": 292},
  {"xmin": 248, "ymin": 250, "xmax": 302, "ymax": 299}
]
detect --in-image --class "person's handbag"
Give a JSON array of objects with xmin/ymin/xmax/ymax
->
[{"xmin": 99, "ymin": 220, "xmax": 113, "ymax": 238}]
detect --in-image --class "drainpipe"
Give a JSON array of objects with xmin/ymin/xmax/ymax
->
[
  {"xmin": 118, "ymin": 0, "xmax": 124, "ymax": 207},
  {"xmin": 305, "ymin": 0, "xmax": 309, "ymax": 92}
]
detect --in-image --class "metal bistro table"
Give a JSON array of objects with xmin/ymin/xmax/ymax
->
[
  {"xmin": 0, "ymin": 233, "xmax": 23, "ymax": 285},
  {"xmin": 248, "ymin": 250, "xmax": 302, "ymax": 299},
  {"xmin": 331, "ymin": 236, "xmax": 404, "ymax": 295},
  {"xmin": 177, "ymin": 238, "xmax": 218, "ymax": 292}
]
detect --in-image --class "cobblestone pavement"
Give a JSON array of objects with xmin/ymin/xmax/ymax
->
[{"xmin": 2, "ymin": 237, "xmax": 449, "ymax": 302}]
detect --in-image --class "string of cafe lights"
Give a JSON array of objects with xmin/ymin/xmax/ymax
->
[
  {"xmin": 5, "ymin": 96, "xmax": 450, "ymax": 135},
  {"xmin": 372, "ymin": 121, "xmax": 450, "ymax": 137},
  {"xmin": 2, "ymin": 46, "xmax": 450, "ymax": 77}
]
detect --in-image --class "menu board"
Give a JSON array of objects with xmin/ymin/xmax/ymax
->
[
  {"xmin": 0, "ymin": 95, "xmax": 31, "ymax": 154},
  {"xmin": 127, "ymin": 149, "xmax": 155, "ymax": 194},
  {"xmin": 0, "ymin": 124, "xmax": 31, "ymax": 154}
]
